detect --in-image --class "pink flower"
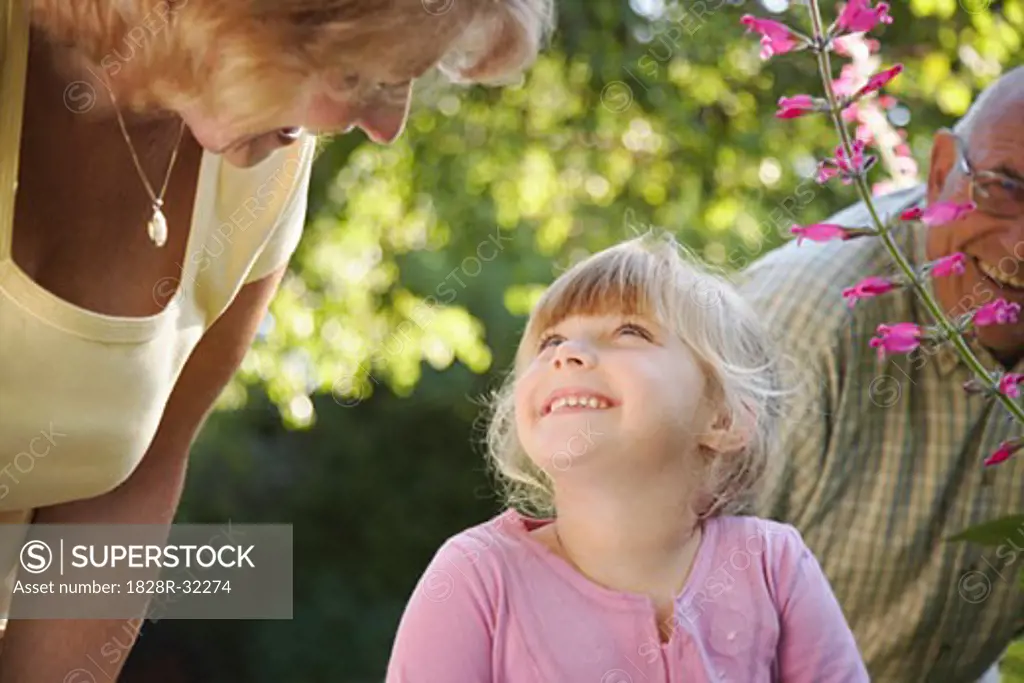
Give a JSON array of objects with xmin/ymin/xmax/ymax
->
[
  {"xmin": 918, "ymin": 201, "xmax": 976, "ymax": 227},
  {"xmin": 817, "ymin": 165, "xmax": 840, "ymax": 184},
  {"xmin": 817, "ymin": 139, "xmax": 875, "ymax": 185},
  {"xmin": 893, "ymin": 154, "xmax": 919, "ymax": 177},
  {"xmin": 836, "ymin": 0, "xmax": 893, "ymax": 34},
  {"xmin": 832, "ymin": 64, "xmax": 861, "ymax": 97},
  {"xmin": 926, "ymin": 201, "xmax": 975, "ymax": 226},
  {"xmin": 834, "ymin": 35, "xmax": 880, "ymax": 56},
  {"xmin": 984, "ymin": 440, "xmax": 1024, "ymax": 467},
  {"xmin": 855, "ymin": 64, "xmax": 904, "ymax": 99},
  {"xmin": 833, "ymin": 36, "xmax": 855, "ymax": 56},
  {"xmin": 872, "ymin": 180, "xmax": 898, "ymax": 196},
  {"xmin": 974, "ymin": 298, "xmax": 1022, "ymax": 327},
  {"xmin": 842, "ymin": 139, "xmax": 867, "ymax": 170},
  {"xmin": 901, "ymin": 201, "xmax": 976, "ymax": 226},
  {"xmin": 998, "ymin": 373, "xmax": 1024, "ymax": 398},
  {"xmin": 776, "ymin": 95, "xmax": 816, "ymax": 119},
  {"xmin": 842, "ymin": 276, "xmax": 897, "ymax": 308},
  {"xmin": 869, "ymin": 322, "xmax": 923, "ymax": 359},
  {"xmin": 791, "ymin": 223, "xmax": 853, "ymax": 245},
  {"xmin": 930, "ymin": 253, "xmax": 966, "ymax": 278},
  {"xmin": 741, "ymin": 15, "xmax": 802, "ymax": 60}
]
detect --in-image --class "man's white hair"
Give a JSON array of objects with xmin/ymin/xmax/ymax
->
[{"xmin": 952, "ymin": 65, "xmax": 1024, "ymax": 141}]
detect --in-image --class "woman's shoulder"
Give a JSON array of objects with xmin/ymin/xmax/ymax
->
[
  {"xmin": 208, "ymin": 135, "xmax": 315, "ymax": 224},
  {"xmin": 188, "ymin": 135, "xmax": 316, "ymax": 324}
]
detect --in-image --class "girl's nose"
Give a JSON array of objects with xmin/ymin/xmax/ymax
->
[{"xmin": 551, "ymin": 340, "xmax": 596, "ymax": 370}]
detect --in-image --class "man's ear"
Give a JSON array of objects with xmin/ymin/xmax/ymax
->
[{"xmin": 928, "ymin": 129, "xmax": 959, "ymax": 205}]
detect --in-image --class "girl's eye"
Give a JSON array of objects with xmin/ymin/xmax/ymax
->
[
  {"xmin": 538, "ymin": 333, "xmax": 563, "ymax": 351},
  {"xmin": 617, "ymin": 322, "xmax": 653, "ymax": 340}
]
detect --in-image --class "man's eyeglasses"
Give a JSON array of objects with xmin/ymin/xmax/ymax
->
[{"xmin": 948, "ymin": 130, "xmax": 1024, "ymax": 219}]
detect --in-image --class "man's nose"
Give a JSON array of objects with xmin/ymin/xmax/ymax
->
[{"xmin": 356, "ymin": 87, "xmax": 413, "ymax": 144}]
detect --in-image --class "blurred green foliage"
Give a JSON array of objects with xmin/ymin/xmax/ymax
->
[
  {"xmin": 235, "ymin": 0, "xmax": 1024, "ymax": 428},
  {"xmin": 124, "ymin": 0, "xmax": 1024, "ymax": 680},
  {"xmin": 1007, "ymin": 640, "xmax": 1024, "ymax": 682}
]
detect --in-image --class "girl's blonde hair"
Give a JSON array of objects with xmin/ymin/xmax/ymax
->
[
  {"xmin": 32, "ymin": 0, "xmax": 554, "ymax": 127},
  {"xmin": 484, "ymin": 231, "xmax": 792, "ymax": 520}
]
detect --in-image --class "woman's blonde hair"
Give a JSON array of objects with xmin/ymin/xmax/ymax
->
[
  {"xmin": 32, "ymin": 0, "xmax": 554, "ymax": 126},
  {"xmin": 484, "ymin": 231, "xmax": 792, "ymax": 520}
]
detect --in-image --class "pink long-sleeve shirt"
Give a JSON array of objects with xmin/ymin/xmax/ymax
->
[{"xmin": 387, "ymin": 508, "xmax": 869, "ymax": 683}]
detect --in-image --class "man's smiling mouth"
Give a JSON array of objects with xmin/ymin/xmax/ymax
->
[{"xmin": 976, "ymin": 256, "xmax": 1024, "ymax": 291}]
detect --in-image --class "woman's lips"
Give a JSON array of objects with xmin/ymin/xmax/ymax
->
[{"xmin": 277, "ymin": 127, "xmax": 304, "ymax": 142}]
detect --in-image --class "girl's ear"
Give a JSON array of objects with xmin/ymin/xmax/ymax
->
[{"xmin": 697, "ymin": 405, "xmax": 752, "ymax": 456}]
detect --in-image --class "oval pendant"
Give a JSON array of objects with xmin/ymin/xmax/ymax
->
[{"xmin": 147, "ymin": 208, "xmax": 168, "ymax": 248}]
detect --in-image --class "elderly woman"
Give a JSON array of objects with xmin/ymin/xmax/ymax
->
[{"xmin": 0, "ymin": 0, "xmax": 551, "ymax": 677}]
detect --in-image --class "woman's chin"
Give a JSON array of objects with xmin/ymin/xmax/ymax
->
[
  {"xmin": 218, "ymin": 145, "xmax": 274, "ymax": 169},
  {"xmin": 178, "ymin": 106, "xmax": 238, "ymax": 153},
  {"xmin": 183, "ymin": 118, "xmax": 291, "ymax": 169}
]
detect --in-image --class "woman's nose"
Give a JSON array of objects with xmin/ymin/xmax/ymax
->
[{"xmin": 551, "ymin": 340, "xmax": 596, "ymax": 370}]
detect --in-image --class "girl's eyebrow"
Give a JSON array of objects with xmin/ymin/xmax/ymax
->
[{"xmin": 620, "ymin": 312, "xmax": 663, "ymax": 329}]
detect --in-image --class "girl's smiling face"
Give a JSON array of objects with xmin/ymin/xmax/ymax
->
[
  {"xmin": 486, "ymin": 236, "xmax": 781, "ymax": 519},
  {"xmin": 514, "ymin": 312, "xmax": 718, "ymax": 477}
]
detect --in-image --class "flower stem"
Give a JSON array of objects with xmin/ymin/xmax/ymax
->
[{"xmin": 805, "ymin": 0, "xmax": 1024, "ymax": 425}]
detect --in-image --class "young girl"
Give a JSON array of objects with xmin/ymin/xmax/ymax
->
[{"xmin": 386, "ymin": 233, "xmax": 868, "ymax": 682}]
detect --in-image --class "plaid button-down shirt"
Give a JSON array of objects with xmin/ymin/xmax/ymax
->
[{"xmin": 737, "ymin": 185, "xmax": 1024, "ymax": 683}]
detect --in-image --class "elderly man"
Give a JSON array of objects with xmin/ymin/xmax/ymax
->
[{"xmin": 738, "ymin": 67, "xmax": 1024, "ymax": 683}]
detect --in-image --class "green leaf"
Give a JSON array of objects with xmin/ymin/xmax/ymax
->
[{"xmin": 948, "ymin": 515, "xmax": 1024, "ymax": 545}]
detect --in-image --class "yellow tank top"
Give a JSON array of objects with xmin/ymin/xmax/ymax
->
[{"xmin": 0, "ymin": 0, "xmax": 314, "ymax": 616}]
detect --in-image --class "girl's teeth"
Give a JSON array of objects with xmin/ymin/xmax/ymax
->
[{"xmin": 548, "ymin": 396, "xmax": 610, "ymax": 413}]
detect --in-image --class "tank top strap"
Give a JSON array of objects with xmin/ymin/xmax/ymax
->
[{"xmin": 0, "ymin": 0, "xmax": 30, "ymax": 260}]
